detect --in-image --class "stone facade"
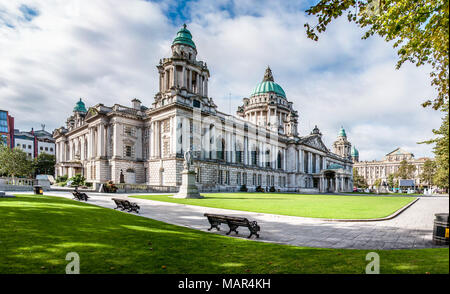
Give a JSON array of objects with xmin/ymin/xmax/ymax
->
[
  {"xmin": 352, "ymin": 147, "xmax": 432, "ymax": 188},
  {"xmin": 53, "ymin": 25, "xmax": 354, "ymax": 192}
]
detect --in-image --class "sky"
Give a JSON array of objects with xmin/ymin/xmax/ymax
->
[{"xmin": 0, "ymin": 0, "xmax": 442, "ymax": 161}]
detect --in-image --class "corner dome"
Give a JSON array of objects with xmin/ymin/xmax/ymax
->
[
  {"xmin": 250, "ymin": 67, "xmax": 286, "ymax": 98},
  {"xmin": 172, "ymin": 24, "xmax": 196, "ymax": 49},
  {"xmin": 351, "ymin": 146, "xmax": 359, "ymax": 156},
  {"xmin": 74, "ymin": 98, "xmax": 87, "ymax": 113},
  {"xmin": 338, "ymin": 126, "xmax": 347, "ymax": 137}
]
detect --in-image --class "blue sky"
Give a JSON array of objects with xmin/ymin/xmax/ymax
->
[{"xmin": 0, "ymin": 0, "xmax": 441, "ymax": 160}]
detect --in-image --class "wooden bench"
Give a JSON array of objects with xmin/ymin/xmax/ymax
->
[
  {"xmin": 204, "ymin": 213, "xmax": 260, "ymax": 238},
  {"xmin": 72, "ymin": 191, "xmax": 90, "ymax": 201},
  {"xmin": 112, "ymin": 198, "xmax": 140, "ymax": 214}
]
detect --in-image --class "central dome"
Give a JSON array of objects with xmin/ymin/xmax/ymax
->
[{"xmin": 250, "ymin": 67, "xmax": 286, "ymax": 98}]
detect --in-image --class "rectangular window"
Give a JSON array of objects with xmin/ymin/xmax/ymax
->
[
  {"xmin": 28, "ymin": 145, "xmax": 31, "ymax": 149},
  {"xmin": 236, "ymin": 172, "xmax": 241, "ymax": 185},
  {"xmin": 218, "ymin": 170, "xmax": 223, "ymax": 185},
  {"xmin": 242, "ymin": 172, "xmax": 247, "ymax": 185},
  {"xmin": 124, "ymin": 126, "xmax": 136, "ymax": 137},
  {"xmin": 252, "ymin": 174, "xmax": 256, "ymax": 186},
  {"xmin": 257, "ymin": 174, "xmax": 262, "ymax": 186},
  {"xmin": 304, "ymin": 151, "xmax": 309, "ymax": 173},
  {"xmin": 312, "ymin": 154, "xmax": 316, "ymax": 173},
  {"xmin": 125, "ymin": 145, "xmax": 132, "ymax": 157},
  {"xmin": 225, "ymin": 171, "xmax": 230, "ymax": 185},
  {"xmin": 40, "ymin": 147, "xmax": 43, "ymax": 150}
]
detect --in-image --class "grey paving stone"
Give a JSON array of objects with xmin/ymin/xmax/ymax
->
[{"xmin": 40, "ymin": 191, "xmax": 449, "ymax": 250}]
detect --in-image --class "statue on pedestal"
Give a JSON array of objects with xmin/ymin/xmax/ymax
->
[
  {"xmin": 171, "ymin": 148, "xmax": 203, "ymax": 199},
  {"xmin": 183, "ymin": 148, "xmax": 193, "ymax": 171}
]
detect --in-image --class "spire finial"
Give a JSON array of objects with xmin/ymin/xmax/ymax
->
[
  {"xmin": 263, "ymin": 66, "xmax": 274, "ymax": 82},
  {"xmin": 183, "ymin": 23, "xmax": 187, "ymax": 29}
]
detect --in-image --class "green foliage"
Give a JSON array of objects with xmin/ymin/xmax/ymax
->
[
  {"xmin": 387, "ymin": 173, "xmax": 397, "ymax": 187},
  {"xmin": 420, "ymin": 159, "xmax": 437, "ymax": 186},
  {"xmin": 396, "ymin": 160, "xmax": 417, "ymax": 179},
  {"xmin": 69, "ymin": 174, "xmax": 85, "ymax": 187},
  {"xmin": 1, "ymin": 195, "xmax": 448, "ymax": 273},
  {"xmin": 33, "ymin": 153, "xmax": 55, "ymax": 176},
  {"xmin": 305, "ymin": 1, "xmax": 449, "ymax": 191},
  {"xmin": 255, "ymin": 185, "xmax": 265, "ymax": 192},
  {"xmin": 305, "ymin": 0, "xmax": 449, "ymax": 111},
  {"xmin": 353, "ymin": 168, "xmax": 368, "ymax": 188},
  {"xmin": 420, "ymin": 105, "xmax": 449, "ymax": 189},
  {"xmin": 104, "ymin": 180, "xmax": 117, "ymax": 193},
  {"xmin": 373, "ymin": 178, "xmax": 382, "ymax": 188},
  {"xmin": 55, "ymin": 175, "xmax": 68, "ymax": 183},
  {"xmin": 0, "ymin": 145, "xmax": 33, "ymax": 178},
  {"xmin": 239, "ymin": 184, "xmax": 248, "ymax": 192}
]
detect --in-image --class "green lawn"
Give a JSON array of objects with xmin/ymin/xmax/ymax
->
[
  {"xmin": 131, "ymin": 193, "xmax": 416, "ymax": 219},
  {"xmin": 0, "ymin": 195, "xmax": 447, "ymax": 274}
]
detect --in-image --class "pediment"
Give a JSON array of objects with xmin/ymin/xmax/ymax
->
[
  {"xmin": 301, "ymin": 135, "xmax": 329, "ymax": 152},
  {"xmin": 85, "ymin": 107, "xmax": 99, "ymax": 120}
]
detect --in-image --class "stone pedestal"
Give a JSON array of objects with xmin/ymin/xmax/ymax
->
[{"xmin": 171, "ymin": 169, "xmax": 203, "ymax": 199}]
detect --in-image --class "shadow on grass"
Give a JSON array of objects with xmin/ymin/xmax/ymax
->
[{"xmin": 0, "ymin": 195, "xmax": 448, "ymax": 274}]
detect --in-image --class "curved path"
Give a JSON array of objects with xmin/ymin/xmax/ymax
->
[{"xmin": 38, "ymin": 191, "xmax": 449, "ymax": 250}]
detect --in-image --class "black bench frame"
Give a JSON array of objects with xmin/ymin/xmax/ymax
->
[
  {"xmin": 112, "ymin": 198, "xmax": 140, "ymax": 214},
  {"xmin": 204, "ymin": 213, "xmax": 260, "ymax": 238},
  {"xmin": 72, "ymin": 190, "xmax": 90, "ymax": 201}
]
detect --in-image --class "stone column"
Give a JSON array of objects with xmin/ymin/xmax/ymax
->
[
  {"xmin": 97, "ymin": 124, "xmax": 104, "ymax": 158},
  {"xmin": 335, "ymin": 175, "xmax": 339, "ymax": 193},
  {"xmin": 173, "ymin": 66, "xmax": 177, "ymax": 88},
  {"xmin": 308, "ymin": 152, "xmax": 312, "ymax": 173},
  {"xmin": 171, "ymin": 116, "xmax": 176, "ymax": 156},
  {"xmin": 189, "ymin": 70, "xmax": 192, "ymax": 92}
]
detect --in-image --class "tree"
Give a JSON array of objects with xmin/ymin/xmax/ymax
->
[
  {"xmin": 387, "ymin": 173, "xmax": 395, "ymax": 187},
  {"xmin": 353, "ymin": 168, "xmax": 368, "ymax": 188},
  {"xmin": 373, "ymin": 177, "xmax": 382, "ymax": 188},
  {"xmin": 33, "ymin": 153, "xmax": 56, "ymax": 176},
  {"xmin": 0, "ymin": 145, "xmax": 33, "ymax": 180},
  {"xmin": 420, "ymin": 159, "xmax": 437, "ymax": 187},
  {"xmin": 396, "ymin": 159, "xmax": 416, "ymax": 179},
  {"xmin": 305, "ymin": 1, "xmax": 449, "ymax": 190},
  {"xmin": 70, "ymin": 174, "xmax": 86, "ymax": 187},
  {"xmin": 305, "ymin": 0, "xmax": 449, "ymax": 111},
  {"xmin": 421, "ymin": 106, "xmax": 449, "ymax": 189}
]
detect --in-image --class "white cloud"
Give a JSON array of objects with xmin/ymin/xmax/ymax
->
[{"xmin": 0, "ymin": 0, "xmax": 440, "ymax": 160}]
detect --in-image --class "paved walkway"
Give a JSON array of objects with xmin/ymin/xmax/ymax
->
[{"xmin": 39, "ymin": 191, "xmax": 449, "ymax": 250}]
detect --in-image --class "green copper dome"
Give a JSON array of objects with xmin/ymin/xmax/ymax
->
[
  {"xmin": 250, "ymin": 67, "xmax": 286, "ymax": 98},
  {"xmin": 172, "ymin": 24, "xmax": 196, "ymax": 49},
  {"xmin": 74, "ymin": 98, "xmax": 87, "ymax": 113},
  {"xmin": 351, "ymin": 146, "xmax": 359, "ymax": 157},
  {"xmin": 338, "ymin": 126, "xmax": 347, "ymax": 137}
]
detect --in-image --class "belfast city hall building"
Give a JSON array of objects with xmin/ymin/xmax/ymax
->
[{"xmin": 53, "ymin": 25, "xmax": 354, "ymax": 193}]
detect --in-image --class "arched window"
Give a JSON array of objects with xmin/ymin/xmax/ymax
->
[
  {"xmin": 251, "ymin": 145, "xmax": 259, "ymax": 166},
  {"xmin": 84, "ymin": 139, "xmax": 88, "ymax": 159},
  {"xmin": 217, "ymin": 138, "xmax": 225, "ymax": 160},
  {"xmin": 277, "ymin": 151, "xmax": 283, "ymax": 169},
  {"xmin": 235, "ymin": 142, "xmax": 243, "ymax": 164},
  {"xmin": 265, "ymin": 149, "xmax": 271, "ymax": 168}
]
